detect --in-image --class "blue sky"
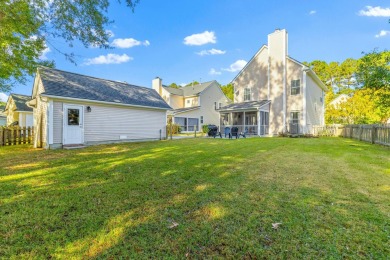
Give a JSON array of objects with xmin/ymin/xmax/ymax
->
[{"xmin": 1, "ymin": 0, "xmax": 390, "ymax": 102}]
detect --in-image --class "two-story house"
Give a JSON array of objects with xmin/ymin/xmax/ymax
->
[
  {"xmin": 3, "ymin": 94, "xmax": 34, "ymax": 127},
  {"xmin": 219, "ymin": 29, "xmax": 327, "ymax": 136},
  {"xmin": 152, "ymin": 78, "xmax": 230, "ymax": 132}
]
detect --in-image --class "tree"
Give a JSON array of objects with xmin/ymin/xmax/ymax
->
[
  {"xmin": 307, "ymin": 50, "xmax": 390, "ymax": 124},
  {"xmin": 168, "ymin": 83, "xmax": 180, "ymax": 89},
  {"xmin": 326, "ymin": 89, "xmax": 381, "ymax": 124},
  {"xmin": 184, "ymin": 81, "xmax": 200, "ymax": 87},
  {"xmin": 220, "ymin": 83, "xmax": 234, "ymax": 100},
  {"xmin": 355, "ymin": 50, "xmax": 390, "ymax": 123},
  {"xmin": 0, "ymin": 0, "xmax": 139, "ymax": 92}
]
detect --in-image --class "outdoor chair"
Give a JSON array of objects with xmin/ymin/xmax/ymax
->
[
  {"xmin": 224, "ymin": 127, "xmax": 231, "ymax": 138},
  {"xmin": 239, "ymin": 127, "xmax": 248, "ymax": 138},
  {"xmin": 230, "ymin": 127, "xmax": 239, "ymax": 139},
  {"xmin": 207, "ymin": 125, "xmax": 222, "ymax": 138}
]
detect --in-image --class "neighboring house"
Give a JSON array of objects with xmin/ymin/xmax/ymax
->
[
  {"xmin": 0, "ymin": 106, "xmax": 6, "ymax": 126},
  {"xmin": 28, "ymin": 67, "xmax": 171, "ymax": 149},
  {"xmin": 329, "ymin": 94, "xmax": 350, "ymax": 107},
  {"xmin": 4, "ymin": 94, "xmax": 34, "ymax": 127},
  {"xmin": 219, "ymin": 29, "xmax": 327, "ymax": 136},
  {"xmin": 152, "ymin": 78, "xmax": 230, "ymax": 131}
]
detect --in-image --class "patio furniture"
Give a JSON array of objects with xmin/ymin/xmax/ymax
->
[
  {"xmin": 207, "ymin": 125, "xmax": 222, "ymax": 138},
  {"xmin": 231, "ymin": 127, "xmax": 239, "ymax": 139},
  {"xmin": 224, "ymin": 127, "xmax": 231, "ymax": 138},
  {"xmin": 239, "ymin": 127, "xmax": 248, "ymax": 138}
]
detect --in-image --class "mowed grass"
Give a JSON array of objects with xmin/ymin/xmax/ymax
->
[{"xmin": 0, "ymin": 138, "xmax": 389, "ymax": 258}]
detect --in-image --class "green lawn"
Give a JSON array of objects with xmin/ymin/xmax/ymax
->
[{"xmin": 0, "ymin": 138, "xmax": 389, "ymax": 258}]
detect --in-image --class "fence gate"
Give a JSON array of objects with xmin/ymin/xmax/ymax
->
[{"xmin": 0, "ymin": 127, "xmax": 34, "ymax": 146}]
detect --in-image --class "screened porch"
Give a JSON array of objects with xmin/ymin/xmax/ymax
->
[{"xmin": 219, "ymin": 110, "xmax": 269, "ymax": 136}]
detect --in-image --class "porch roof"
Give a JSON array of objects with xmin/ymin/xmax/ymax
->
[
  {"xmin": 218, "ymin": 100, "xmax": 270, "ymax": 112},
  {"xmin": 168, "ymin": 106, "xmax": 200, "ymax": 115}
]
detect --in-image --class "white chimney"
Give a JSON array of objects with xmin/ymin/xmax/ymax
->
[{"xmin": 152, "ymin": 77, "xmax": 162, "ymax": 95}]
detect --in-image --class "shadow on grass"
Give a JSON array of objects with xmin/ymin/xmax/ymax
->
[{"xmin": 0, "ymin": 138, "xmax": 389, "ymax": 258}]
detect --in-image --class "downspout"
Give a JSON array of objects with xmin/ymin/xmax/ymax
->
[{"xmin": 302, "ymin": 70, "xmax": 307, "ymax": 134}]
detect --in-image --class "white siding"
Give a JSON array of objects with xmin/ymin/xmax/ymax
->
[
  {"xmin": 83, "ymin": 104, "xmax": 166, "ymax": 142},
  {"xmin": 33, "ymin": 77, "xmax": 48, "ymax": 148},
  {"xmin": 53, "ymin": 101, "xmax": 63, "ymax": 144},
  {"xmin": 306, "ymin": 75, "xmax": 325, "ymax": 126}
]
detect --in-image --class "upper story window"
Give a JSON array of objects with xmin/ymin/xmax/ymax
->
[
  {"xmin": 244, "ymin": 88, "xmax": 251, "ymax": 101},
  {"xmin": 219, "ymin": 102, "xmax": 222, "ymax": 109},
  {"xmin": 186, "ymin": 99, "xmax": 191, "ymax": 104},
  {"xmin": 291, "ymin": 80, "xmax": 300, "ymax": 95},
  {"xmin": 214, "ymin": 102, "xmax": 217, "ymax": 110},
  {"xmin": 235, "ymin": 90, "xmax": 240, "ymax": 96}
]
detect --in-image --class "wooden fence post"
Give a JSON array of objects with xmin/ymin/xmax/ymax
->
[
  {"xmin": 170, "ymin": 122, "xmax": 173, "ymax": 140},
  {"xmin": 371, "ymin": 125, "xmax": 376, "ymax": 144},
  {"xmin": 0, "ymin": 127, "xmax": 3, "ymax": 146}
]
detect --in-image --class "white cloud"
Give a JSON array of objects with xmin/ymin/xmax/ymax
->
[
  {"xmin": 0, "ymin": 93, "xmax": 9, "ymax": 102},
  {"xmin": 84, "ymin": 53, "xmax": 132, "ymax": 65},
  {"xmin": 309, "ymin": 10, "xmax": 316, "ymax": 15},
  {"xmin": 106, "ymin": 30, "xmax": 115, "ymax": 38},
  {"xmin": 359, "ymin": 6, "xmax": 390, "ymax": 17},
  {"xmin": 39, "ymin": 46, "xmax": 51, "ymax": 60},
  {"xmin": 111, "ymin": 38, "xmax": 150, "ymax": 48},
  {"xmin": 222, "ymin": 60, "xmax": 247, "ymax": 72},
  {"xmin": 183, "ymin": 31, "xmax": 216, "ymax": 46},
  {"xmin": 196, "ymin": 48, "xmax": 226, "ymax": 56},
  {"xmin": 209, "ymin": 68, "xmax": 222, "ymax": 75},
  {"xmin": 375, "ymin": 30, "xmax": 390, "ymax": 38}
]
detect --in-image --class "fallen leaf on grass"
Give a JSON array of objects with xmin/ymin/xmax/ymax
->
[
  {"xmin": 168, "ymin": 221, "xmax": 179, "ymax": 229},
  {"xmin": 272, "ymin": 222, "xmax": 282, "ymax": 229}
]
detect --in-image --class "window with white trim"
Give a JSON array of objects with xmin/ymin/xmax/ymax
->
[
  {"xmin": 291, "ymin": 80, "xmax": 300, "ymax": 95},
  {"xmin": 218, "ymin": 102, "xmax": 222, "ymax": 109},
  {"xmin": 214, "ymin": 102, "xmax": 217, "ymax": 110},
  {"xmin": 244, "ymin": 88, "xmax": 251, "ymax": 101},
  {"xmin": 200, "ymin": 116, "xmax": 203, "ymax": 124}
]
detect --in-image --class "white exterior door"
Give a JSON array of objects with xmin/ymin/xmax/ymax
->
[{"xmin": 63, "ymin": 104, "xmax": 84, "ymax": 145}]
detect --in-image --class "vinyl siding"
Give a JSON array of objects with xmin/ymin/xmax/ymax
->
[
  {"xmin": 33, "ymin": 78, "xmax": 48, "ymax": 148},
  {"xmin": 184, "ymin": 97, "xmax": 198, "ymax": 108},
  {"xmin": 53, "ymin": 101, "xmax": 63, "ymax": 143},
  {"xmin": 233, "ymin": 47, "xmax": 269, "ymax": 103},
  {"xmin": 173, "ymin": 82, "xmax": 229, "ymax": 128},
  {"xmin": 306, "ymin": 74, "xmax": 325, "ymax": 126},
  {"xmin": 83, "ymin": 103, "xmax": 166, "ymax": 142},
  {"xmin": 5, "ymin": 97, "xmax": 19, "ymax": 125}
]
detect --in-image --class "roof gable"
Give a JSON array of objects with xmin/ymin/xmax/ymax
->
[
  {"xmin": 38, "ymin": 67, "xmax": 171, "ymax": 110},
  {"xmin": 232, "ymin": 45, "xmax": 268, "ymax": 83},
  {"xmin": 6, "ymin": 94, "xmax": 33, "ymax": 112}
]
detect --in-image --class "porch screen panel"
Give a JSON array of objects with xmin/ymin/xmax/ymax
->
[
  {"xmin": 187, "ymin": 118, "xmax": 199, "ymax": 131},
  {"xmin": 175, "ymin": 117, "xmax": 187, "ymax": 131}
]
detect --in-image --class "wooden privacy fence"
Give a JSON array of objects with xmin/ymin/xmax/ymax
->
[
  {"xmin": 343, "ymin": 124, "xmax": 390, "ymax": 146},
  {"xmin": 0, "ymin": 127, "xmax": 34, "ymax": 146},
  {"xmin": 312, "ymin": 125, "xmax": 344, "ymax": 137}
]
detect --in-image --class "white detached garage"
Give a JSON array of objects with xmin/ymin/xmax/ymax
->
[{"xmin": 28, "ymin": 67, "xmax": 171, "ymax": 149}]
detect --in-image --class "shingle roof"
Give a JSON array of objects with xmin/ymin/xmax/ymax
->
[
  {"xmin": 38, "ymin": 67, "xmax": 171, "ymax": 110},
  {"xmin": 168, "ymin": 106, "xmax": 201, "ymax": 115},
  {"xmin": 10, "ymin": 94, "xmax": 33, "ymax": 112},
  {"xmin": 162, "ymin": 81, "xmax": 215, "ymax": 97},
  {"xmin": 218, "ymin": 100, "xmax": 270, "ymax": 111}
]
